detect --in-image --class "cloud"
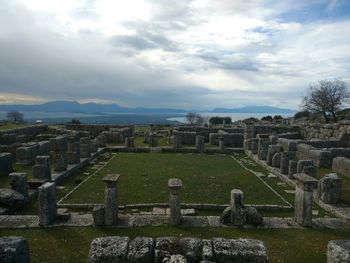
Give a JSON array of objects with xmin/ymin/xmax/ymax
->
[{"xmin": 0, "ymin": 0, "xmax": 349, "ymax": 110}]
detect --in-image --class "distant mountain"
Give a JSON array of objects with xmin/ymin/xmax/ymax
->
[
  {"xmin": 211, "ymin": 106, "xmax": 296, "ymax": 114},
  {"xmin": 0, "ymin": 101, "xmax": 187, "ymax": 114}
]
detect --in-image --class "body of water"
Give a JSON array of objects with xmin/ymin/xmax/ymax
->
[
  {"xmin": 0, "ymin": 111, "xmax": 105, "ymax": 120},
  {"xmin": 167, "ymin": 112, "xmax": 294, "ymax": 123}
]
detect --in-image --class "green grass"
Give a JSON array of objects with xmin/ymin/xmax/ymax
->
[
  {"xmin": 64, "ymin": 153, "xmax": 287, "ymax": 205},
  {"xmin": 0, "ymin": 122, "xmax": 27, "ymax": 130},
  {"xmin": 0, "ymin": 227, "xmax": 349, "ymax": 263}
]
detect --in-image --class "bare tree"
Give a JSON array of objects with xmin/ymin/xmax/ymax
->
[
  {"xmin": 6, "ymin": 111, "xmax": 24, "ymax": 123},
  {"xmin": 303, "ymin": 79, "xmax": 349, "ymax": 122},
  {"xmin": 185, "ymin": 112, "xmax": 206, "ymax": 126}
]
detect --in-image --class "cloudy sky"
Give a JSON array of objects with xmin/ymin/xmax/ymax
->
[{"xmin": 0, "ymin": 0, "xmax": 349, "ymax": 110}]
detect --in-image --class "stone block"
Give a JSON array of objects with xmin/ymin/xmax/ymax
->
[
  {"xmin": 332, "ymin": 157, "xmax": 350, "ymax": 177},
  {"xmin": 127, "ymin": 237, "xmax": 154, "ymax": 263},
  {"xmin": 38, "ymin": 182, "xmax": 57, "ymax": 226},
  {"xmin": 9, "ymin": 172, "xmax": 28, "ymax": 197},
  {"xmin": 271, "ymin": 152, "xmax": 282, "ymax": 167},
  {"xmin": 212, "ymin": 238, "xmax": 268, "ymax": 263},
  {"xmin": 0, "ymin": 152, "xmax": 13, "ymax": 176},
  {"xmin": 318, "ymin": 173, "xmax": 342, "ymax": 204},
  {"xmin": 16, "ymin": 144, "xmax": 39, "ymax": 165},
  {"xmin": 87, "ymin": 236, "xmax": 130, "ymax": 263},
  {"xmin": 0, "ymin": 236, "xmax": 29, "ymax": 263},
  {"xmin": 0, "ymin": 188, "xmax": 26, "ymax": 209},
  {"xmin": 327, "ymin": 240, "xmax": 350, "ymax": 263},
  {"xmin": 267, "ymin": 145, "xmax": 281, "ymax": 166},
  {"xmin": 92, "ymin": 206, "xmax": 105, "ymax": 226}
]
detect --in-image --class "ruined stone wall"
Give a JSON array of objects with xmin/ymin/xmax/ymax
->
[
  {"xmin": 65, "ymin": 124, "xmax": 134, "ymax": 137},
  {"xmin": 300, "ymin": 121, "xmax": 350, "ymax": 141},
  {"xmin": 0, "ymin": 125, "xmax": 48, "ymax": 145}
]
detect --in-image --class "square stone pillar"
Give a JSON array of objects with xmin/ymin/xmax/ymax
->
[
  {"xmin": 102, "ymin": 174, "xmax": 120, "ymax": 226},
  {"xmin": 125, "ymin": 137, "xmax": 135, "ymax": 148},
  {"xmin": 230, "ymin": 189, "xmax": 245, "ymax": 226},
  {"xmin": 168, "ymin": 178, "xmax": 182, "ymax": 225},
  {"xmin": 294, "ymin": 173, "xmax": 318, "ymax": 227},
  {"xmin": 219, "ymin": 137, "xmax": 225, "ymax": 152},
  {"xmin": 196, "ymin": 135, "xmax": 205, "ymax": 152},
  {"xmin": 318, "ymin": 173, "xmax": 342, "ymax": 204},
  {"xmin": 38, "ymin": 182, "xmax": 57, "ymax": 226},
  {"xmin": 149, "ymin": 134, "xmax": 158, "ymax": 147},
  {"xmin": 267, "ymin": 145, "xmax": 281, "ymax": 166},
  {"xmin": 173, "ymin": 132, "xmax": 182, "ymax": 149},
  {"xmin": 0, "ymin": 152, "xmax": 13, "ymax": 176},
  {"xmin": 280, "ymin": 152, "xmax": 295, "ymax": 175},
  {"xmin": 80, "ymin": 137, "xmax": 91, "ymax": 158},
  {"xmin": 288, "ymin": 160, "xmax": 298, "ymax": 179},
  {"xmin": 33, "ymin": 155, "xmax": 51, "ymax": 181}
]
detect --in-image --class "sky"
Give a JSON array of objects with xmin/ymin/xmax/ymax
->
[{"xmin": 0, "ymin": 0, "xmax": 350, "ymax": 110}]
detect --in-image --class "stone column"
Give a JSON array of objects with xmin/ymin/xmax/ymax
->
[
  {"xmin": 267, "ymin": 145, "xmax": 281, "ymax": 165},
  {"xmin": 168, "ymin": 178, "xmax": 182, "ymax": 225},
  {"xmin": 294, "ymin": 173, "xmax": 318, "ymax": 227},
  {"xmin": 173, "ymin": 132, "xmax": 182, "ymax": 149},
  {"xmin": 250, "ymin": 138, "xmax": 259, "ymax": 154},
  {"xmin": 219, "ymin": 137, "xmax": 225, "ymax": 152},
  {"xmin": 54, "ymin": 152, "xmax": 67, "ymax": 172},
  {"xmin": 125, "ymin": 137, "xmax": 135, "ymax": 148},
  {"xmin": 280, "ymin": 152, "xmax": 295, "ymax": 175},
  {"xmin": 38, "ymin": 182, "xmax": 57, "ymax": 226},
  {"xmin": 288, "ymin": 160, "xmax": 298, "ymax": 178},
  {"xmin": 102, "ymin": 174, "xmax": 120, "ymax": 225},
  {"xmin": 91, "ymin": 138, "xmax": 98, "ymax": 153},
  {"xmin": 196, "ymin": 135, "xmax": 205, "ymax": 152},
  {"xmin": 51, "ymin": 136, "xmax": 68, "ymax": 172},
  {"xmin": 67, "ymin": 137, "xmax": 80, "ymax": 165},
  {"xmin": 149, "ymin": 134, "xmax": 158, "ymax": 147},
  {"xmin": 80, "ymin": 137, "xmax": 91, "ymax": 158},
  {"xmin": 258, "ymin": 138, "xmax": 269, "ymax": 160},
  {"xmin": 32, "ymin": 155, "xmax": 51, "ymax": 181},
  {"xmin": 9, "ymin": 172, "xmax": 28, "ymax": 198},
  {"xmin": 230, "ymin": 189, "xmax": 245, "ymax": 226}
]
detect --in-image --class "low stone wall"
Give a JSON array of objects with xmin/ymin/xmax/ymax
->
[
  {"xmin": 65, "ymin": 124, "xmax": 133, "ymax": 137},
  {"xmin": 108, "ymin": 146, "xmax": 244, "ymax": 154},
  {"xmin": 87, "ymin": 236, "xmax": 268, "ymax": 263},
  {"xmin": 209, "ymin": 133, "xmax": 244, "ymax": 147},
  {"xmin": 0, "ymin": 125, "xmax": 48, "ymax": 145},
  {"xmin": 244, "ymin": 123, "xmax": 300, "ymax": 139}
]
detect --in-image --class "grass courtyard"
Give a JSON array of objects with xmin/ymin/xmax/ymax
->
[{"xmin": 62, "ymin": 153, "xmax": 289, "ymax": 205}]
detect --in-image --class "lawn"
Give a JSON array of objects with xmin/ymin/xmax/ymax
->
[
  {"xmin": 63, "ymin": 153, "xmax": 287, "ymax": 205},
  {"xmin": 0, "ymin": 122, "xmax": 27, "ymax": 130},
  {"xmin": 0, "ymin": 227, "xmax": 349, "ymax": 263}
]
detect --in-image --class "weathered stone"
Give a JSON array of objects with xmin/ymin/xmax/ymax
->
[
  {"xmin": 38, "ymin": 140, "xmax": 51, "ymax": 155},
  {"xmin": 280, "ymin": 152, "xmax": 294, "ymax": 175},
  {"xmin": 332, "ymin": 157, "xmax": 350, "ymax": 177},
  {"xmin": 179, "ymin": 237, "xmax": 204, "ymax": 263},
  {"xmin": 125, "ymin": 137, "xmax": 135, "ymax": 148},
  {"xmin": 0, "ymin": 236, "xmax": 29, "ymax": 263},
  {"xmin": 32, "ymin": 155, "xmax": 51, "ymax": 181},
  {"xmin": 87, "ymin": 236, "xmax": 130, "ymax": 263},
  {"xmin": 168, "ymin": 178, "xmax": 182, "ymax": 225},
  {"xmin": 173, "ymin": 132, "xmax": 183, "ymax": 149},
  {"xmin": 202, "ymin": 239, "xmax": 214, "ymax": 262},
  {"xmin": 149, "ymin": 134, "xmax": 158, "ymax": 147},
  {"xmin": 327, "ymin": 240, "xmax": 350, "ymax": 263},
  {"xmin": 103, "ymin": 174, "xmax": 120, "ymax": 225},
  {"xmin": 154, "ymin": 237, "xmax": 181, "ymax": 263},
  {"xmin": 302, "ymin": 165, "xmax": 317, "ymax": 178},
  {"xmin": 163, "ymin": 255, "xmax": 187, "ymax": 263},
  {"xmin": 127, "ymin": 237, "xmax": 154, "ymax": 263},
  {"xmin": 267, "ymin": 145, "xmax": 281, "ymax": 165},
  {"xmin": 9, "ymin": 172, "xmax": 28, "ymax": 197},
  {"xmin": 0, "ymin": 152, "xmax": 13, "ymax": 176},
  {"xmin": 50, "ymin": 136, "xmax": 67, "ymax": 152},
  {"xmin": 245, "ymin": 207, "xmax": 263, "ymax": 226},
  {"xmin": 16, "ymin": 144, "xmax": 39, "ymax": 165},
  {"xmin": 297, "ymin": 160, "xmax": 314, "ymax": 173},
  {"xmin": 230, "ymin": 189, "xmax": 245, "ymax": 226},
  {"xmin": 212, "ymin": 238, "xmax": 268, "ymax": 263},
  {"xmin": 250, "ymin": 138, "xmax": 259, "ymax": 154},
  {"xmin": 38, "ymin": 182, "xmax": 57, "ymax": 226},
  {"xmin": 220, "ymin": 207, "xmax": 231, "ymax": 225},
  {"xmin": 196, "ymin": 135, "xmax": 205, "ymax": 152},
  {"xmin": 271, "ymin": 152, "xmax": 282, "ymax": 167},
  {"xmin": 318, "ymin": 173, "xmax": 342, "ymax": 204},
  {"xmin": 92, "ymin": 206, "xmax": 105, "ymax": 226},
  {"xmin": 219, "ymin": 137, "xmax": 225, "ymax": 151},
  {"xmin": 53, "ymin": 152, "xmax": 67, "ymax": 172},
  {"xmin": 258, "ymin": 138, "xmax": 269, "ymax": 160},
  {"xmin": 288, "ymin": 160, "xmax": 298, "ymax": 179},
  {"xmin": 294, "ymin": 173, "xmax": 318, "ymax": 227},
  {"xmin": 0, "ymin": 188, "xmax": 26, "ymax": 208},
  {"xmin": 80, "ymin": 137, "xmax": 91, "ymax": 158}
]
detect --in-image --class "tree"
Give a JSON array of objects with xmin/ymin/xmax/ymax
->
[
  {"xmin": 6, "ymin": 111, "xmax": 24, "ymax": 123},
  {"xmin": 261, "ymin": 115, "xmax": 273, "ymax": 122},
  {"xmin": 185, "ymin": 112, "xmax": 207, "ymax": 126},
  {"xmin": 209, "ymin": 116, "xmax": 232, "ymax": 125},
  {"xmin": 303, "ymin": 79, "xmax": 349, "ymax": 123}
]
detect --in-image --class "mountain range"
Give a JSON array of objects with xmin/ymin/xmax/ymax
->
[{"xmin": 0, "ymin": 101, "xmax": 295, "ymax": 115}]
